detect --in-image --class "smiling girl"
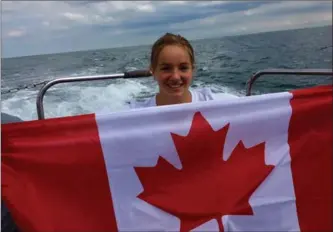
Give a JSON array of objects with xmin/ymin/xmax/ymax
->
[{"xmin": 130, "ymin": 33, "xmax": 237, "ymax": 108}]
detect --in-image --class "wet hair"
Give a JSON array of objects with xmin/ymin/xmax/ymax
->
[{"xmin": 150, "ymin": 33, "xmax": 195, "ymax": 71}]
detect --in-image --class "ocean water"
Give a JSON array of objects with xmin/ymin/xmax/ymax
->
[{"xmin": 1, "ymin": 25, "xmax": 332, "ymax": 121}]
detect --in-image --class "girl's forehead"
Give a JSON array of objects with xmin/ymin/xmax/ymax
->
[
  {"xmin": 158, "ymin": 46, "xmax": 190, "ymax": 60},
  {"xmin": 151, "ymin": 44, "xmax": 194, "ymax": 70}
]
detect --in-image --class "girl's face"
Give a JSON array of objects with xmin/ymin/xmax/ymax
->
[{"xmin": 152, "ymin": 45, "xmax": 193, "ymax": 98}]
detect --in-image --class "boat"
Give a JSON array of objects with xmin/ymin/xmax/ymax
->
[{"xmin": 1, "ymin": 68, "xmax": 332, "ymax": 231}]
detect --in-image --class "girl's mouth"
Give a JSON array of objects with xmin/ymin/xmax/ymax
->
[{"xmin": 167, "ymin": 83, "xmax": 183, "ymax": 89}]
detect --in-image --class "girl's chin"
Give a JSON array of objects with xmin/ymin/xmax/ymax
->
[
  {"xmin": 163, "ymin": 85, "xmax": 187, "ymax": 94},
  {"xmin": 165, "ymin": 89, "xmax": 185, "ymax": 97}
]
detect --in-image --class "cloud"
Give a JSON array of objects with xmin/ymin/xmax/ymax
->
[
  {"xmin": 63, "ymin": 12, "xmax": 86, "ymax": 21},
  {"xmin": 167, "ymin": 1, "xmax": 332, "ymax": 39},
  {"xmin": 2, "ymin": 1, "xmax": 332, "ymax": 58},
  {"xmin": 6, "ymin": 29, "xmax": 26, "ymax": 38}
]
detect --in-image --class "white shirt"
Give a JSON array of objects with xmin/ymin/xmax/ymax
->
[{"xmin": 129, "ymin": 88, "xmax": 238, "ymax": 109}]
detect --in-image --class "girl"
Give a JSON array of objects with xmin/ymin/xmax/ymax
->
[{"xmin": 130, "ymin": 33, "xmax": 237, "ymax": 108}]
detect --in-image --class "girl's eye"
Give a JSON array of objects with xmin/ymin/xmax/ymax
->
[
  {"xmin": 160, "ymin": 66, "xmax": 171, "ymax": 71},
  {"xmin": 159, "ymin": 65, "xmax": 190, "ymax": 72},
  {"xmin": 180, "ymin": 66, "xmax": 189, "ymax": 71}
]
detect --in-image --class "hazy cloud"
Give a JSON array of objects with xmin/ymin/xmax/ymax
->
[
  {"xmin": 2, "ymin": 1, "xmax": 332, "ymax": 57},
  {"xmin": 6, "ymin": 29, "xmax": 26, "ymax": 38}
]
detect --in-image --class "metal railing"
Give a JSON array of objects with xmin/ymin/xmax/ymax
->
[
  {"xmin": 246, "ymin": 69, "xmax": 333, "ymax": 96},
  {"xmin": 36, "ymin": 70, "xmax": 151, "ymax": 120},
  {"xmin": 36, "ymin": 68, "xmax": 332, "ymax": 120}
]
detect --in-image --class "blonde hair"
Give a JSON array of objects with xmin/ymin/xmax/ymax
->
[{"xmin": 150, "ymin": 33, "xmax": 195, "ymax": 71}]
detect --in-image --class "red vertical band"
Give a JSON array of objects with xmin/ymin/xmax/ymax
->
[
  {"xmin": 288, "ymin": 85, "xmax": 332, "ymax": 231},
  {"xmin": 2, "ymin": 114, "xmax": 118, "ymax": 232}
]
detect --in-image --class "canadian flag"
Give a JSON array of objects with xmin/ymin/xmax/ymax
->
[{"xmin": 2, "ymin": 85, "xmax": 332, "ymax": 232}]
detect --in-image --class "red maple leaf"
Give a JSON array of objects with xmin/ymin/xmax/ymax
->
[{"xmin": 134, "ymin": 112, "xmax": 274, "ymax": 232}]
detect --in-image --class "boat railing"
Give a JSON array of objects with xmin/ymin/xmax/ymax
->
[
  {"xmin": 36, "ymin": 70, "xmax": 152, "ymax": 120},
  {"xmin": 36, "ymin": 68, "xmax": 332, "ymax": 120},
  {"xmin": 246, "ymin": 69, "xmax": 332, "ymax": 96}
]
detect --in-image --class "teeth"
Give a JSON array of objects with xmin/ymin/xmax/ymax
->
[{"xmin": 168, "ymin": 83, "xmax": 183, "ymax": 88}]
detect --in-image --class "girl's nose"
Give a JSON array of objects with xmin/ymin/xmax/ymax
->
[{"xmin": 170, "ymin": 69, "xmax": 181, "ymax": 79}]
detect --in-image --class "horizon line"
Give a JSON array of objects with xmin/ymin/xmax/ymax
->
[{"xmin": 2, "ymin": 24, "xmax": 332, "ymax": 59}]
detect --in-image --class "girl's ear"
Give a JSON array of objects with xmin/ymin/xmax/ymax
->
[{"xmin": 149, "ymin": 66, "xmax": 155, "ymax": 80}]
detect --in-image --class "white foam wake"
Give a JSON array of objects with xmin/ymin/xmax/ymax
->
[{"xmin": 1, "ymin": 79, "xmax": 241, "ymax": 121}]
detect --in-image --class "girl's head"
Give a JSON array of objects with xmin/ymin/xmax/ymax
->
[{"xmin": 150, "ymin": 33, "xmax": 195, "ymax": 100}]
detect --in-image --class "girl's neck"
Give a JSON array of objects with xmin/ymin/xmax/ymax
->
[{"xmin": 156, "ymin": 90, "xmax": 192, "ymax": 106}]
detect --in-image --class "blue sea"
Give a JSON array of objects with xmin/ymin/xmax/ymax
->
[{"xmin": 1, "ymin": 25, "xmax": 332, "ymax": 121}]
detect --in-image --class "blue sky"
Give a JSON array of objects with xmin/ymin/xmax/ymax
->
[{"xmin": 2, "ymin": 1, "xmax": 332, "ymax": 58}]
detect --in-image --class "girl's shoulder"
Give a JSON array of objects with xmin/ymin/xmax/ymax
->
[
  {"xmin": 191, "ymin": 87, "xmax": 239, "ymax": 102},
  {"xmin": 129, "ymin": 87, "xmax": 240, "ymax": 109},
  {"xmin": 190, "ymin": 87, "xmax": 214, "ymax": 102}
]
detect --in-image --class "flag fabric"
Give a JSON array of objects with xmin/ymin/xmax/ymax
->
[{"xmin": 1, "ymin": 85, "xmax": 332, "ymax": 232}]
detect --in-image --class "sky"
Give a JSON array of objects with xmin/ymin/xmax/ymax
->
[{"xmin": 2, "ymin": 1, "xmax": 332, "ymax": 58}]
